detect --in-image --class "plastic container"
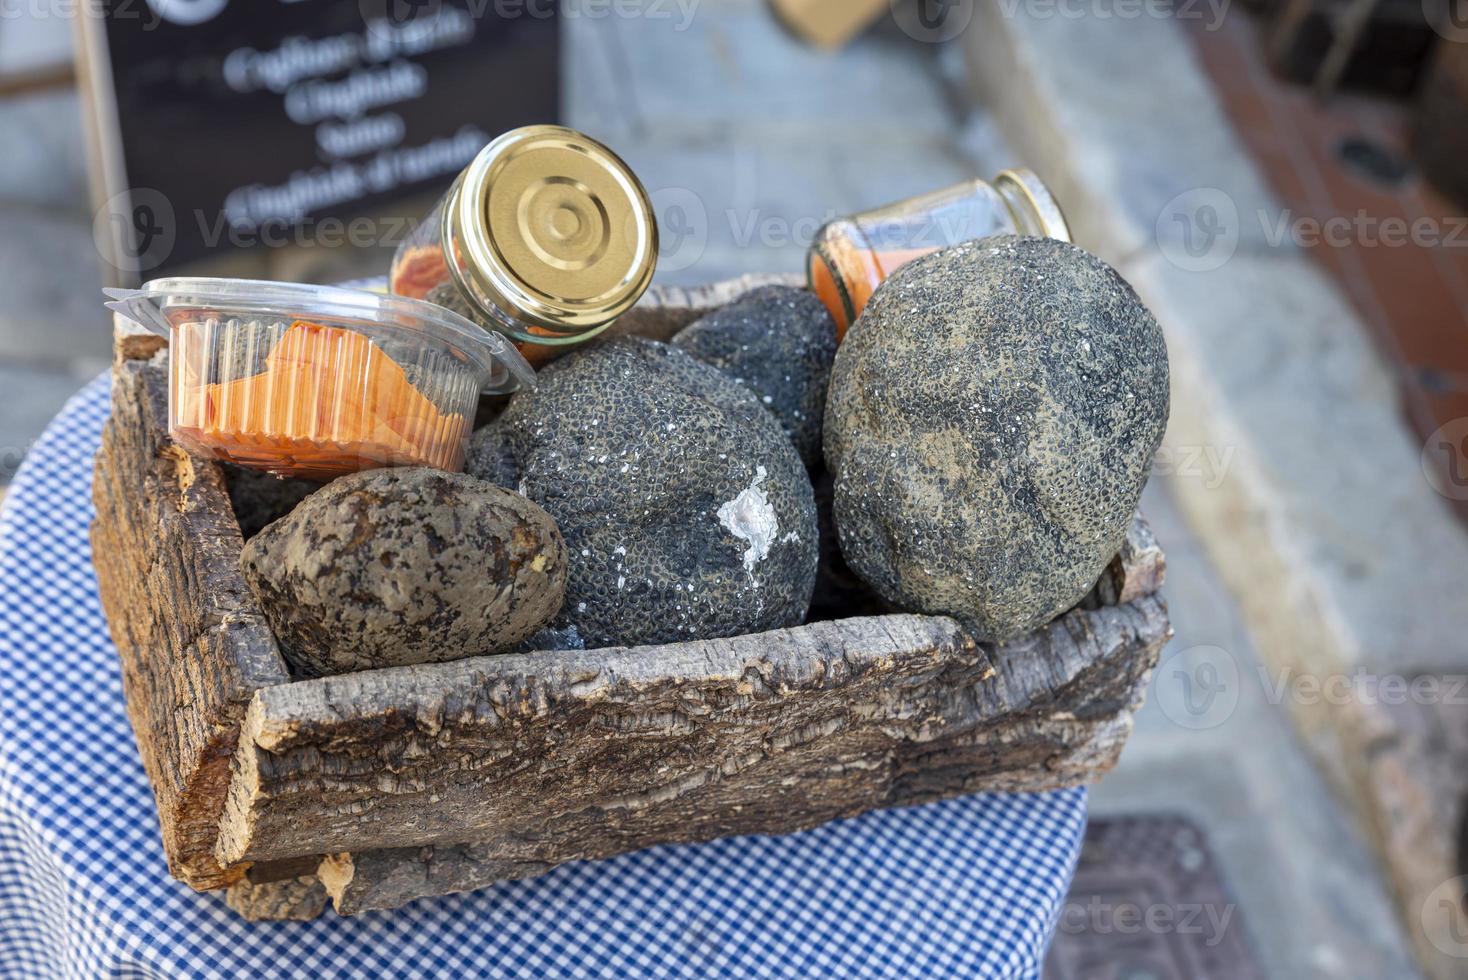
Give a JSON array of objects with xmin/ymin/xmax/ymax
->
[
  {"xmin": 389, "ymin": 125, "xmax": 658, "ymax": 365},
  {"xmin": 807, "ymin": 169, "xmax": 1071, "ymax": 340},
  {"xmin": 104, "ymin": 278, "xmax": 535, "ymax": 480}
]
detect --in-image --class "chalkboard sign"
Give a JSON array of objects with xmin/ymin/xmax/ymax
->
[{"xmin": 79, "ymin": 0, "xmax": 560, "ymax": 282}]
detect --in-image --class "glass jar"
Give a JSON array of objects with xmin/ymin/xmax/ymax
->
[
  {"xmin": 390, "ymin": 125, "xmax": 658, "ymax": 365},
  {"xmin": 807, "ymin": 169, "xmax": 1071, "ymax": 340}
]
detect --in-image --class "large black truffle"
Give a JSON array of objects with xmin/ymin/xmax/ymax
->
[
  {"xmin": 241, "ymin": 467, "xmax": 568, "ymax": 676},
  {"xmin": 824, "ymin": 236, "xmax": 1169, "ymax": 641},
  {"xmin": 467, "ymin": 336, "xmax": 818, "ymax": 648},
  {"xmin": 670, "ymin": 285, "xmax": 836, "ymax": 469}
]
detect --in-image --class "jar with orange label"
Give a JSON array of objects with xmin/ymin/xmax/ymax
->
[
  {"xmin": 390, "ymin": 125, "xmax": 659, "ymax": 365},
  {"xmin": 807, "ymin": 169, "xmax": 1071, "ymax": 340}
]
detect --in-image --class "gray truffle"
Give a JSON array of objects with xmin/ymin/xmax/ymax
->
[
  {"xmin": 671, "ymin": 285, "xmax": 836, "ymax": 468},
  {"xmin": 241, "ymin": 467, "xmax": 568, "ymax": 676},
  {"xmin": 824, "ymin": 236, "xmax": 1169, "ymax": 641},
  {"xmin": 467, "ymin": 336, "xmax": 818, "ymax": 648}
]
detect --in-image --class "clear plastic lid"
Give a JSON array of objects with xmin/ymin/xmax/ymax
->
[
  {"xmin": 104, "ymin": 277, "xmax": 536, "ymax": 395},
  {"xmin": 102, "ymin": 277, "xmax": 536, "ymax": 479}
]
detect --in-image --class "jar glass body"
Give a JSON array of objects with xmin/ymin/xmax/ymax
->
[
  {"xmin": 389, "ymin": 179, "xmax": 606, "ymax": 364},
  {"xmin": 808, "ymin": 170, "xmax": 1070, "ymax": 339}
]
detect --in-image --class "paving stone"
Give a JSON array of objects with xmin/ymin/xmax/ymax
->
[
  {"xmin": 564, "ymin": 0, "xmax": 960, "ymax": 145},
  {"xmin": 0, "ymin": 205, "xmax": 114, "ymax": 364},
  {"xmin": 0, "ymin": 89, "xmax": 89, "ymax": 213},
  {"xmin": 0, "ymin": 5, "xmax": 88, "ymax": 214},
  {"xmin": 0, "ymin": 1, "xmax": 75, "ymax": 75},
  {"xmin": 1092, "ymin": 478, "xmax": 1424, "ymax": 980},
  {"xmin": 565, "ymin": 1, "xmax": 1012, "ymax": 288},
  {"xmin": 1341, "ymin": 669, "xmax": 1468, "ymax": 979},
  {"xmin": 1130, "ymin": 249, "xmax": 1468, "ymax": 675},
  {"xmin": 962, "ymin": 5, "xmax": 1285, "ymax": 262}
]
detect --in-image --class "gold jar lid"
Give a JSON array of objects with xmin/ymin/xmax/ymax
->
[{"xmin": 447, "ymin": 125, "xmax": 658, "ymax": 337}]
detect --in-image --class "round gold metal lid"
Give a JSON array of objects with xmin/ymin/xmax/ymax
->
[{"xmin": 454, "ymin": 126, "xmax": 658, "ymax": 333}]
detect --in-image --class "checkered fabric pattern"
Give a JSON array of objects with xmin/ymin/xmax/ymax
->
[{"xmin": 0, "ymin": 375, "xmax": 1087, "ymax": 979}]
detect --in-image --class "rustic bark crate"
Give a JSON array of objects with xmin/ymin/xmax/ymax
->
[{"xmin": 91, "ymin": 274, "xmax": 1170, "ymax": 918}]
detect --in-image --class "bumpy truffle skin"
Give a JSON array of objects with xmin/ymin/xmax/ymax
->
[
  {"xmin": 670, "ymin": 285, "xmax": 836, "ymax": 469},
  {"xmin": 467, "ymin": 336, "xmax": 818, "ymax": 648},
  {"xmin": 241, "ymin": 467, "xmax": 568, "ymax": 676},
  {"xmin": 824, "ymin": 236, "xmax": 1169, "ymax": 641}
]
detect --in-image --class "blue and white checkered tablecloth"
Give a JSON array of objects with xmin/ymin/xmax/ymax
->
[{"xmin": 0, "ymin": 375, "xmax": 1087, "ymax": 979}]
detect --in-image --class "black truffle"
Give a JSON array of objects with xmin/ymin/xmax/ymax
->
[
  {"xmin": 670, "ymin": 285, "xmax": 836, "ymax": 469},
  {"xmin": 241, "ymin": 467, "xmax": 568, "ymax": 676},
  {"xmin": 823, "ymin": 236, "xmax": 1169, "ymax": 641},
  {"xmin": 467, "ymin": 336, "xmax": 818, "ymax": 648}
]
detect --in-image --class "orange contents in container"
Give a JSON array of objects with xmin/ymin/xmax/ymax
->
[
  {"xmin": 808, "ymin": 239, "xmax": 938, "ymax": 341},
  {"xmin": 170, "ymin": 320, "xmax": 470, "ymax": 480},
  {"xmin": 807, "ymin": 171, "xmax": 1072, "ymax": 341},
  {"xmin": 389, "ymin": 245, "xmax": 449, "ymax": 301},
  {"xmin": 513, "ymin": 332, "xmax": 577, "ymax": 368}
]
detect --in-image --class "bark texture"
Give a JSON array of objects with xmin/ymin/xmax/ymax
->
[
  {"xmin": 91, "ymin": 349, "xmax": 291, "ymax": 891},
  {"xmin": 320, "ymin": 594, "xmax": 1167, "ymax": 915},
  {"xmin": 216, "ymin": 594, "xmax": 1167, "ymax": 912},
  {"xmin": 225, "ymin": 874, "xmax": 329, "ymax": 921},
  {"xmin": 1086, "ymin": 516, "xmax": 1166, "ymax": 609}
]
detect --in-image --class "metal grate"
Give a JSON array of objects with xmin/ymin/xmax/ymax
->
[{"xmin": 1044, "ymin": 815, "xmax": 1267, "ymax": 980}]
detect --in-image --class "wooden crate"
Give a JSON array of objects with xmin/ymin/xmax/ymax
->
[{"xmin": 90, "ymin": 275, "xmax": 1171, "ymax": 920}]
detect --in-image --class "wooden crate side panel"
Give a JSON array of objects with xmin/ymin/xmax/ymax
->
[
  {"xmin": 90, "ymin": 354, "xmax": 290, "ymax": 890},
  {"xmin": 217, "ymin": 596, "xmax": 1167, "ymax": 871},
  {"xmin": 301, "ymin": 596, "xmax": 1167, "ymax": 915},
  {"xmin": 216, "ymin": 614, "xmax": 980, "ymax": 864},
  {"xmin": 322, "ymin": 710, "xmax": 1136, "ymax": 915}
]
